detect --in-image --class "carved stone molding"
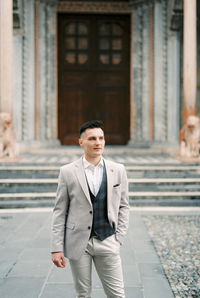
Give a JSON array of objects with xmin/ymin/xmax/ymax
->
[
  {"xmin": 21, "ymin": 0, "xmax": 35, "ymax": 141},
  {"xmin": 162, "ymin": 0, "xmax": 168, "ymax": 141},
  {"xmin": 132, "ymin": 2, "xmax": 154, "ymax": 141},
  {"xmin": 132, "ymin": 5, "xmax": 143, "ymax": 140},
  {"xmin": 39, "ymin": 0, "xmax": 58, "ymax": 6},
  {"xmin": 13, "ymin": 0, "xmax": 24, "ymax": 35},
  {"xmin": 57, "ymin": 1, "xmax": 132, "ymax": 13},
  {"xmin": 129, "ymin": 0, "xmax": 154, "ymax": 6},
  {"xmin": 154, "ymin": 0, "xmax": 168, "ymax": 141},
  {"xmin": 13, "ymin": 0, "xmax": 21, "ymax": 29},
  {"xmin": 168, "ymin": 0, "xmax": 183, "ymax": 31},
  {"xmin": 44, "ymin": 5, "xmax": 57, "ymax": 139},
  {"xmin": 21, "ymin": 0, "xmax": 29, "ymax": 141}
]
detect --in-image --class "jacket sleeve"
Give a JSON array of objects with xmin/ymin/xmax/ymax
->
[
  {"xmin": 116, "ymin": 165, "xmax": 130, "ymax": 244},
  {"xmin": 51, "ymin": 167, "xmax": 69, "ymax": 253}
]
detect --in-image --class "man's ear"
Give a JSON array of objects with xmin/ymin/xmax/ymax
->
[{"xmin": 79, "ymin": 138, "xmax": 83, "ymax": 147}]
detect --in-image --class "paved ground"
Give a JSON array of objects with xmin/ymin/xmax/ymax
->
[{"xmin": 1, "ymin": 207, "xmax": 199, "ymax": 298}]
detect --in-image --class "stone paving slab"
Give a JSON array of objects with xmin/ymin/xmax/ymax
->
[
  {"xmin": 0, "ymin": 277, "xmax": 45, "ymax": 298},
  {"xmin": 0, "ymin": 208, "xmax": 179, "ymax": 298}
]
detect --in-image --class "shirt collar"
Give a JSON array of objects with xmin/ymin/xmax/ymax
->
[{"xmin": 83, "ymin": 156, "xmax": 104, "ymax": 169}]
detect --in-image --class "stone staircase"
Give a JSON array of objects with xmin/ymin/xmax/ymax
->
[
  {"xmin": 0, "ymin": 148, "xmax": 200, "ymax": 208},
  {"xmin": 127, "ymin": 164, "xmax": 200, "ymax": 204}
]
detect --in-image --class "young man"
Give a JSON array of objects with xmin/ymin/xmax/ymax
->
[{"xmin": 51, "ymin": 120, "xmax": 129, "ymax": 298}]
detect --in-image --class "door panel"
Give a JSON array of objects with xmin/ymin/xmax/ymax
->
[{"xmin": 58, "ymin": 14, "xmax": 130, "ymax": 144}]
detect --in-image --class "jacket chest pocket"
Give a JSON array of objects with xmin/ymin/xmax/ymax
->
[{"xmin": 113, "ymin": 184, "xmax": 121, "ymax": 192}]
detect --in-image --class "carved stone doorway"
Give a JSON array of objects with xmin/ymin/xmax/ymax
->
[{"xmin": 57, "ymin": 13, "xmax": 130, "ymax": 145}]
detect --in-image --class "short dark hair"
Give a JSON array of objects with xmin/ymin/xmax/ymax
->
[{"xmin": 79, "ymin": 120, "xmax": 104, "ymax": 136}]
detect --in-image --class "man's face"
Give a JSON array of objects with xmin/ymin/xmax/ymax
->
[{"xmin": 79, "ymin": 128, "xmax": 105, "ymax": 158}]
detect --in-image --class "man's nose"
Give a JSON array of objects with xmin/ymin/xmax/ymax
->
[{"xmin": 96, "ymin": 138, "xmax": 101, "ymax": 144}]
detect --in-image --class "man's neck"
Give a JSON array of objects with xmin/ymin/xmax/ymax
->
[{"xmin": 84, "ymin": 155, "xmax": 102, "ymax": 166}]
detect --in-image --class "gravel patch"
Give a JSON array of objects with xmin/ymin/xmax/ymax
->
[{"xmin": 143, "ymin": 215, "xmax": 200, "ymax": 298}]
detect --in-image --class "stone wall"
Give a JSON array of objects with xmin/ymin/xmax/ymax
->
[{"xmin": 12, "ymin": 0, "xmax": 181, "ymax": 148}]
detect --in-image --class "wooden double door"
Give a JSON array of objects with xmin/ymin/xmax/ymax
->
[{"xmin": 58, "ymin": 14, "xmax": 130, "ymax": 145}]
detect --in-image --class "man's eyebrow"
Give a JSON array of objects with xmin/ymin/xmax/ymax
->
[{"xmin": 87, "ymin": 135, "xmax": 104, "ymax": 139}]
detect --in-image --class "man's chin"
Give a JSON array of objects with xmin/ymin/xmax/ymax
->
[{"xmin": 92, "ymin": 150, "xmax": 103, "ymax": 156}]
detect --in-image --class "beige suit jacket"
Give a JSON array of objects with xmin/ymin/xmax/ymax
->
[{"xmin": 51, "ymin": 157, "xmax": 129, "ymax": 260}]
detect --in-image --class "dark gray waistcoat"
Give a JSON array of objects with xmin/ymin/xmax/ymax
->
[{"xmin": 88, "ymin": 164, "xmax": 115, "ymax": 241}]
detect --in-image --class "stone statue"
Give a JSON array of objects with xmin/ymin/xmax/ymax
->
[
  {"xmin": 179, "ymin": 115, "xmax": 200, "ymax": 158},
  {"xmin": 0, "ymin": 112, "xmax": 17, "ymax": 159}
]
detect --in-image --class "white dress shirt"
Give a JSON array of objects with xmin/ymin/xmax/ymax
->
[{"xmin": 83, "ymin": 156, "xmax": 104, "ymax": 196}]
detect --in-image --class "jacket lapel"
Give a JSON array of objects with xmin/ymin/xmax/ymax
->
[
  {"xmin": 104, "ymin": 159, "xmax": 114, "ymax": 205},
  {"xmin": 74, "ymin": 158, "xmax": 92, "ymax": 205}
]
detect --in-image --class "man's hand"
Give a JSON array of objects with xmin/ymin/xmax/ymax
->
[{"xmin": 51, "ymin": 252, "xmax": 66, "ymax": 268}]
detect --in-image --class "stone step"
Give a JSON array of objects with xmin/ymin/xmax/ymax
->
[
  {"xmin": 1, "ymin": 178, "xmax": 200, "ymax": 192},
  {"xmin": 1, "ymin": 164, "xmax": 200, "ymax": 170},
  {"xmin": 128, "ymin": 178, "xmax": 200, "ymax": 192},
  {"xmin": 1, "ymin": 165, "xmax": 200, "ymax": 179},
  {"xmin": 0, "ymin": 193, "xmax": 55, "ymax": 200},
  {"xmin": 0, "ymin": 166, "xmax": 200, "ymax": 179},
  {"xmin": 128, "ymin": 178, "xmax": 200, "ymax": 183},
  {"xmin": 1, "ymin": 191, "xmax": 200, "ymax": 200},
  {"xmin": 129, "ymin": 198, "xmax": 200, "ymax": 206},
  {"xmin": 0, "ymin": 192, "xmax": 200, "ymax": 208},
  {"xmin": 129, "ymin": 191, "xmax": 200, "ymax": 198},
  {"xmin": 0, "ymin": 199, "xmax": 54, "ymax": 209},
  {"xmin": 0, "ymin": 180, "xmax": 57, "ymax": 193},
  {"xmin": 1, "ymin": 159, "xmax": 200, "ymax": 207},
  {"xmin": 0, "ymin": 166, "xmax": 59, "ymax": 179},
  {"xmin": 126, "ymin": 165, "xmax": 200, "ymax": 178}
]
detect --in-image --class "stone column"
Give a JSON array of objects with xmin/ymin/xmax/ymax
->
[
  {"xmin": 154, "ymin": 0, "xmax": 168, "ymax": 142},
  {"xmin": 35, "ymin": 1, "xmax": 40, "ymax": 140},
  {"xmin": 21, "ymin": 0, "xmax": 35, "ymax": 142},
  {"xmin": 0, "ymin": 0, "xmax": 13, "ymax": 113},
  {"xmin": 183, "ymin": 0, "xmax": 197, "ymax": 120},
  {"xmin": 38, "ymin": 2, "xmax": 59, "ymax": 145},
  {"xmin": 167, "ymin": 31, "xmax": 180, "ymax": 144}
]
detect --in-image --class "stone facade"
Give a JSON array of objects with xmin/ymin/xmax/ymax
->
[{"xmin": 10, "ymin": 0, "xmax": 199, "ymax": 148}]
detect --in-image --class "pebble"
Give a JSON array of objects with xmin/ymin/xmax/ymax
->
[{"xmin": 143, "ymin": 215, "xmax": 200, "ymax": 298}]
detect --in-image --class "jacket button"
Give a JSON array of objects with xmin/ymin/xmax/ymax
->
[
  {"xmin": 89, "ymin": 211, "xmax": 92, "ymax": 214},
  {"xmin": 88, "ymin": 226, "xmax": 91, "ymax": 230}
]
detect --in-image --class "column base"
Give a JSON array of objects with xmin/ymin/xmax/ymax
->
[
  {"xmin": 127, "ymin": 140, "xmax": 153, "ymax": 148},
  {"xmin": 127, "ymin": 139, "xmax": 179, "ymax": 154},
  {"xmin": 18, "ymin": 139, "xmax": 61, "ymax": 152}
]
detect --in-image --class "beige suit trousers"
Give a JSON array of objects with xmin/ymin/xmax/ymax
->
[{"xmin": 69, "ymin": 234, "xmax": 125, "ymax": 298}]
